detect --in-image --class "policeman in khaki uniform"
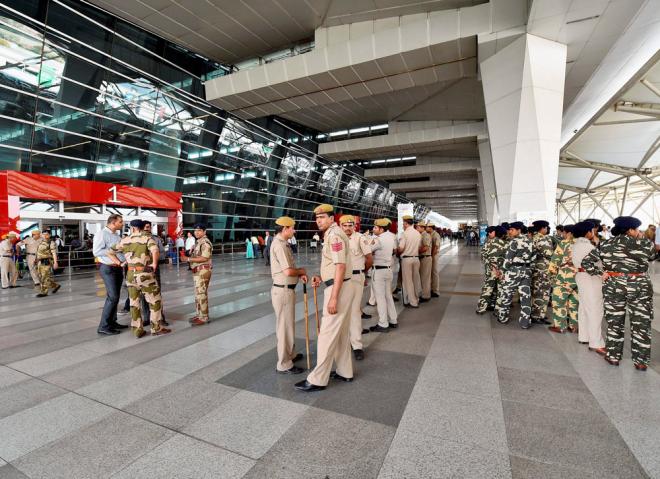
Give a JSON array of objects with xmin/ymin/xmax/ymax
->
[
  {"xmin": 426, "ymin": 222, "xmax": 441, "ymax": 297},
  {"xmin": 416, "ymin": 220, "xmax": 432, "ymax": 302},
  {"xmin": 340, "ymin": 215, "xmax": 373, "ymax": 361},
  {"xmin": 108, "ymin": 219, "xmax": 171, "ymax": 338},
  {"xmin": 398, "ymin": 215, "xmax": 421, "ymax": 308},
  {"xmin": 35, "ymin": 231, "xmax": 61, "ymax": 297},
  {"xmin": 17, "ymin": 230, "xmax": 42, "ymax": 288},
  {"xmin": 185, "ymin": 224, "xmax": 214, "ymax": 326},
  {"xmin": 369, "ymin": 218, "xmax": 398, "ymax": 332},
  {"xmin": 269, "ymin": 216, "xmax": 307, "ymax": 374},
  {"xmin": 0, "ymin": 233, "xmax": 18, "ymax": 289},
  {"xmin": 295, "ymin": 204, "xmax": 355, "ymax": 392}
]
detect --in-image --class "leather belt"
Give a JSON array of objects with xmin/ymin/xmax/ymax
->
[
  {"xmin": 605, "ymin": 272, "xmax": 645, "ymax": 277},
  {"xmin": 402, "ymin": 255, "xmax": 419, "ymax": 258},
  {"xmin": 374, "ymin": 265, "xmax": 390, "ymax": 269},
  {"xmin": 273, "ymin": 284, "xmax": 296, "ymax": 289},
  {"xmin": 27, "ymin": 253, "xmax": 36, "ymax": 256},
  {"xmin": 352, "ymin": 269, "xmax": 365, "ymax": 275},
  {"xmin": 324, "ymin": 277, "xmax": 350, "ymax": 287},
  {"xmin": 1, "ymin": 255, "xmax": 11, "ymax": 258},
  {"xmin": 192, "ymin": 264, "xmax": 212, "ymax": 273}
]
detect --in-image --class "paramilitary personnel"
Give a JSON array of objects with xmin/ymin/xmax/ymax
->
[
  {"xmin": 548, "ymin": 224, "xmax": 579, "ymax": 334},
  {"xmin": 571, "ymin": 221, "xmax": 606, "ymax": 354},
  {"xmin": 142, "ymin": 221, "xmax": 168, "ymax": 326},
  {"xmin": 295, "ymin": 204, "xmax": 355, "ymax": 392},
  {"xmin": 530, "ymin": 220, "xmax": 554, "ymax": 324},
  {"xmin": 369, "ymin": 218, "xmax": 398, "ymax": 332},
  {"xmin": 398, "ymin": 215, "xmax": 421, "ymax": 308},
  {"xmin": 476, "ymin": 226, "xmax": 507, "ymax": 314},
  {"xmin": 186, "ymin": 224, "xmax": 214, "ymax": 326},
  {"xmin": 0, "ymin": 232, "xmax": 18, "ymax": 289},
  {"xmin": 417, "ymin": 220, "xmax": 433, "ymax": 302},
  {"xmin": 269, "ymin": 216, "xmax": 307, "ymax": 374},
  {"xmin": 340, "ymin": 215, "xmax": 373, "ymax": 361},
  {"xmin": 35, "ymin": 230, "xmax": 61, "ymax": 297},
  {"xmin": 582, "ymin": 216, "xmax": 659, "ymax": 370},
  {"xmin": 495, "ymin": 221, "xmax": 534, "ymax": 329},
  {"xmin": 427, "ymin": 222, "xmax": 442, "ymax": 297},
  {"xmin": 108, "ymin": 219, "xmax": 171, "ymax": 338},
  {"xmin": 17, "ymin": 230, "xmax": 42, "ymax": 288}
]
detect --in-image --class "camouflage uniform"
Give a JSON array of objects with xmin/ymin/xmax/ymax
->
[
  {"xmin": 112, "ymin": 232, "xmax": 165, "ymax": 336},
  {"xmin": 582, "ymin": 235, "xmax": 655, "ymax": 366},
  {"xmin": 36, "ymin": 239, "xmax": 59, "ymax": 295},
  {"xmin": 531, "ymin": 233, "xmax": 554, "ymax": 321},
  {"xmin": 549, "ymin": 239, "xmax": 578, "ymax": 330},
  {"xmin": 191, "ymin": 235, "xmax": 213, "ymax": 322},
  {"xmin": 495, "ymin": 235, "xmax": 534, "ymax": 327},
  {"xmin": 477, "ymin": 236, "xmax": 506, "ymax": 312}
]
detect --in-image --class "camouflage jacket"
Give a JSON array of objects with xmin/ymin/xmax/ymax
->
[
  {"xmin": 502, "ymin": 235, "xmax": 534, "ymax": 271},
  {"xmin": 36, "ymin": 239, "xmax": 57, "ymax": 261},
  {"xmin": 549, "ymin": 238, "xmax": 576, "ymax": 279},
  {"xmin": 111, "ymin": 232, "xmax": 158, "ymax": 268},
  {"xmin": 582, "ymin": 235, "xmax": 655, "ymax": 276},
  {"xmin": 487, "ymin": 237, "xmax": 507, "ymax": 271},
  {"xmin": 532, "ymin": 233, "xmax": 554, "ymax": 269}
]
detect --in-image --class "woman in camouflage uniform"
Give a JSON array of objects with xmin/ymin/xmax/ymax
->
[
  {"xmin": 476, "ymin": 226, "xmax": 507, "ymax": 314},
  {"xmin": 548, "ymin": 224, "xmax": 579, "ymax": 334}
]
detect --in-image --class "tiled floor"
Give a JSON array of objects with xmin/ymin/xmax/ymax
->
[{"xmin": 1, "ymin": 242, "xmax": 660, "ymax": 478}]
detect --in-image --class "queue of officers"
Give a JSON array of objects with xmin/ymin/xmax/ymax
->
[{"xmin": 478, "ymin": 216, "xmax": 660, "ymax": 371}]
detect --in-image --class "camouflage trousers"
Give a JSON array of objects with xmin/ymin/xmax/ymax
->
[
  {"xmin": 551, "ymin": 276, "xmax": 578, "ymax": 330},
  {"xmin": 38, "ymin": 263, "xmax": 59, "ymax": 295},
  {"xmin": 127, "ymin": 271, "xmax": 163, "ymax": 335},
  {"xmin": 477, "ymin": 268, "xmax": 498, "ymax": 312},
  {"xmin": 531, "ymin": 267, "xmax": 552, "ymax": 319},
  {"xmin": 193, "ymin": 268, "xmax": 211, "ymax": 321},
  {"xmin": 495, "ymin": 266, "xmax": 531, "ymax": 326},
  {"xmin": 603, "ymin": 276, "xmax": 653, "ymax": 365}
]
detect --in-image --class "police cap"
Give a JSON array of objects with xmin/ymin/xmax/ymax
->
[
  {"xmin": 339, "ymin": 215, "xmax": 355, "ymax": 225},
  {"xmin": 508, "ymin": 221, "xmax": 525, "ymax": 230},
  {"xmin": 486, "ymin": 226, "xmax": 496, "ymax": 234},
  {"xmin": 416, "ymin": 220, "xmax": 427, "ymax": 227},
  {"xmin": 532, "ymin": 220, "xmax": 549, "ymax": 229},
  {"xmin": 313, "ymin": 204, "xmax": 334, "ymax": 215},
  {"xmin": 572, "ymin": 221, "xmax": 594, "ymax": 238},
  {"xmin": 613, "ymin": 216, "xmax": 641, "ymax": 231},
  {"xmin": 402, "ymin": 215, "xmax": 414, "ymax": 221},
  {"xmin": 374, "ymin": 218, "xmax": 389, "ymax": 227},
  {"xmin": 495, "ymin": 226, "xmax": 507, "ymax": 237},
  {"xmin": 129, "ymin": 219, "xmax": 145, "ymax": 229},
  {"xmin": 500, "ymin": 222, "xmax": 510, "ymax": 229},
  {"xmin": 193, "ymin": 223, "xmax": 208, "ymax": 230},
  {"xmin": 584, "ymin": 218, "xmax": 602, "ymax": 226},
  {"xmin": 275, "ymin": 217, "xmax": 295, "ymax": 227},
  {"xmin": 563, "ymin": 224, "xmax": 575, "ymax": 235}
]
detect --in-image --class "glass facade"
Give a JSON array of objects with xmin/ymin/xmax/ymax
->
[{"xmin": 0, "ymin": 0, "xmax": 424, "ymax": 241}]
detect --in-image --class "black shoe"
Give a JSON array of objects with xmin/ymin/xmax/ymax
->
[
  {"xmin": 388, "ymin": 323, "xmax": 398, "ymax": 329},
  {"xmin": 486, "ymin": 306, "xmax": 495, "ymax": 311},
  {"xmin": 330, "ymin": 371, "xmax": 354, "ymax": 382},
  {"xmin": 353, "ymin": 349, "xmax": 364, "ymax": 361},
  {"xmin": 112, "ymin": 323, "xmax": 129, "ymax": 330},
  {"xmin": 52, "ymin": 284, "xmax": 61, "ymax": 294},
  {"xmin": 392, "ymin": 296, "xmax": 399, "ymax": 302},
  {"xmin": 419, "ymin": 298, "xmax": 430, "ymax": 303},
  {"xmin": 161, "ymin": 319, "xmax": 170, "ymax": 326},
  {"xmin": 294, "ymin": 380, "xmax": 326, "ymax": 392},
  {"xmin": 277, "ymin": 366, "xmax": 304, "ymax": 375},
  {"xmin": 361, "ymin": 328, "xmax": 370, "ymax": 334},
  {"xmin": 36, "ymin": 293, "xmax": 47, "ymax": 298},
  {"xmin": 531, "ymin": 317, "xmax": 544, "ymax": 324},
  {"xmin": 98, "ymin": 329, "xmax": 120, "ymax": 335},
  {"xmin": 369, "ymin": 325, "xmax": 389, "ymax": 333},
  {"xmin": 143, "ymin": 321, "xmax": 151, "ymax": 327},
  {"xmin": 431, "ymin": 292, "xmax": 440, "ymax": 298},
  {"xmin": 9, "ymin": 285, "xmax": 19, "ymax": 288},
  {"xmin": 361, "ymin": 312, "xmax": 372, "ymax": 319},
  {"xmin": 292, "ymin": 353, "xmax": 303, "ymax": 363}
]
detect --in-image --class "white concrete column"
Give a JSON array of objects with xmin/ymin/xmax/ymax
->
[
  {"xmin": 477, "ymin": 138, "xmax": 498, "ymax": 224},
  {"xmin": 480, "ymin": 34, "xmax": 566, "ymax": 222}
]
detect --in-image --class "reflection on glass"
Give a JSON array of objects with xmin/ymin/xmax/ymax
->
[
  {"xmin": 342, "ymin": 177, "xmax": 361, "ymax": 202},
  {"xmin": 320, "ymin": 168, "xmax": 340, "ymax": 195},
  {"xmin": 363, "ymin": 184, "xmax": 376, "ymax": 203}
]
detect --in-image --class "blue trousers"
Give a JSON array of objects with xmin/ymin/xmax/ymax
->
[{"xmin": 99, "ymin": 264, "xmax": 123, "ymax": 331}]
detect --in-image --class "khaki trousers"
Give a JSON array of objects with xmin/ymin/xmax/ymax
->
[
  {"xmin": 373, "ymin": 267, "xmax": 397, "ymax": 328},
  {"xmin": 271, "ymin": 286, "xmax": 296, "ymax": 371},
  {"xmin": 1, "ymin": 257, "xmax": 17, "ymax": 288},
  {"xmin": 401, "ymin": 257, "xmax": 420, "ymax": 306},
  {"xmin": 27, "ymin": 255, "xmax": 40, "ymax": 285},
  {"xmin": 307, "ymin": 281, "xmax": 354, "ymax": 386},
  {"xmin": 575, "ymin": 272, "xmax": 605, "ymax": 349},
  {"xmin": 431, "ymin": 254, "xmax": 440, "ymax": 294},
  {"xmin": 420, "ymin": 256, "xmax": 432, "ymax": 299},
  {"xmin": 349, "ymin": 274, "xmax": 364, "ymax": 350}
]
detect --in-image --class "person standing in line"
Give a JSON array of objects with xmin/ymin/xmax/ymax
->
[
  {"xmin": 369, "ymin": 218, "xmax": 398, "ymax": 332},
  {"xmin": 142, "ymin": 221, "xmax": 168, "ymax": 326},
  {"xmin": 571, "ymin": 221, "xmax": 606, "ymax": 355},
  {"xmin": 548, "ymin": 224, "xmax": 579, "ymax": 334},
  {"xmin": 92, "ymin": 214, "xmax": 129, "ymax": 335},
  {"xmin": 398, "ymin": 215, "xmax": 421, "ymax": 308},
  {"xmin": 269, "ymin": 216, "xmax": 307, "ymax": 374},
  {"xmin": 426, "ymin": 222, "xmax": 441, "ymax": 298},
  {"xmin": 264, "ymin": 231, "xmax": 273, "ymax": 265},
  {"xmin": 35, "ymin": 230, "xmax": 61, "ymax": 297},
  {"xmin": 107, "ymin": 220, "xmax": 171, "ymax": 338},
  {"xmin": 530, "ymin": 220, "xmax": 554, "ymax": 325},
  {"xmin": 582, "ymin": 216, "xmax": 659, "ymax": 370},
  {"xmin": 340, "ymin": 215, "xmax": 373, "ymax": 361},
  {"xmin": 0, "ymin": 233, "xmax": 18, "ymax": 289},
  {"xmin": 17, "ymin": 230, "xmax": 42, "ymax": 288},
  {"xmin": 476, "ymin": 226, "xmax": 500, "ymax": 314},
  {"xmin": 417, "ymin": 221, "xmax": 432, "ymax": 303},
  {"xmin": 184, "ymin": 224, "xmax": 214, "ymax": 326},
  {"xmin": 295, "ymin": 204, "xmax": 354, "ymax": 392}
]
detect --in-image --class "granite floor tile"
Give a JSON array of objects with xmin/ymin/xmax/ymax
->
[
  {"xmin": 613, "ymin": 418, "xmax": 660, "ymax": 478},
  {"xmin": 7, "ymin": 346, "xmax": 102, "ymax": 377},
  {"xmin": 509, "ymin": 455, "xmax": 599, "ymax": 479},
  {"xmin": 111, "ymin": 434, "xmax": 255, "ymax": 479},
  {"xmin": 0, "ymin": 393, "xmax": 113, "ymax": 462},
  {"xmin": 416, "ymin": 359, "xmax": 501, "ymax": 399},
  {"xmin": 378, "ymin": 430, "xmax": 512, "ymax": 479},
  {"xmin": 124, "ymin": 376, "xmax": 239, "ymax": 431},
  {"xmin": 0, "ymin": 464, "xmax": 29, "ymax": 479},
  {"xmin": 12, "ymin": 411, "xmax": 174, "ymax": 479},
  {"xmin": 0, "ymin": 378, "xmax": 66, "ymax": 420},
  {"xmin": 368, "ymin": 331, "xmax": 435, "ymax": 356},
  {"xmin": 146, "ymin": 344, "xmax": 236, "ymax": 376},
  {"xmin": 0, "ymin": 366, "xmax": 30, "ymax": 388},
  {"xmin": 243, "ymin": 407, "xmax": 395, "ymax": 479},
  {"xmin": 183, "ymin": 390, "xmax": 308, "ymax": 459},
  {"xmin": 494, "ymin": 341, "xmax": 579, "ymax": 377},
  {"xmin": 39, "ymin": 355, "xmax": 141, "ymax": 391}
]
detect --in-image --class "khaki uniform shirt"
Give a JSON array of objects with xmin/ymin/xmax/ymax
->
[
  {"xmin": 36, "ymin": 239, "xmax": 57, "ymax": 261},
  {"xmin": 420, "ymin": 232, "xmax": 432, "ymax": 256},
  {"xmin": 320, "ymin": 223, "xmax": 352, "ymax": 282},
  {"xmin": 19, "ymin": 236, "xmax": 42, "ymax": 255},
  {"xmin": 431, "ymin": 231, "xmax": 441, "ymax": 255},
  {"xmin": 372, "ymin": 231, "xmax": 397, "ymax": 267},
  {"xmin": 111, "ymin": 232, "xmax": 157, "ymax": 267},
  {"xmin": 270, "ymin": 235, "xmax": 297, "ymax": 286},
  {"xmin": 348, "ymin": 232, "xmax": 372, "ymax": 271},
  {"xmin": 399, "ymin": 226, "xmax": 421, "ymax": 257},
  {"xmin": 0, "ymin": 239, "xmax": 13, "ymax": 258},
  {"xmin": 192, "ymin": 236, "xmax": 213, "ymax": 268}
]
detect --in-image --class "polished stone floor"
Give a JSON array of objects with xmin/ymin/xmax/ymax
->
[{"xmin": 1, "ymin": 243, "xmax": 660, "ymax": 478}]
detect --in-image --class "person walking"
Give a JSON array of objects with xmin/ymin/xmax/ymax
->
[
  {"xmin": 35, "ymin": 231, "xmax": 61, "ymax": 298},
  {"xmin": 17, "ymin": 230, "xmax": 42, "ymax": 288}
]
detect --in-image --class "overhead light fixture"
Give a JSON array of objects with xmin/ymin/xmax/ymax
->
[{"xmin": 566, "ymin": 15, "xmax": 599, "ymax": 25}]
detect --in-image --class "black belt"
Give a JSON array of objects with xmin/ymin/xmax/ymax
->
[
  {"xmin": 352, "ymin": 269, "xmax": 365, "ymax": 275},
  {"xmin": 27, "ymin": 253, "xmax": 36, "ymax": 256},
  {"xmin": 273, "ymin": 284, "xmax": 296, "ymax": 289},
  {"xmin": 323, "ymin": 277, "xmax": 350, "ymax": 287},
  {"xmin": 374, "ymin": 265, "xmax": 390, "ymax": 269},
  {"xmin": 1, "ymin": 255, "xmax": 11, "ymax": 258},
  {"xmin": 402, "ymin": 255, "xmax": 419, "ymax": 258}
]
